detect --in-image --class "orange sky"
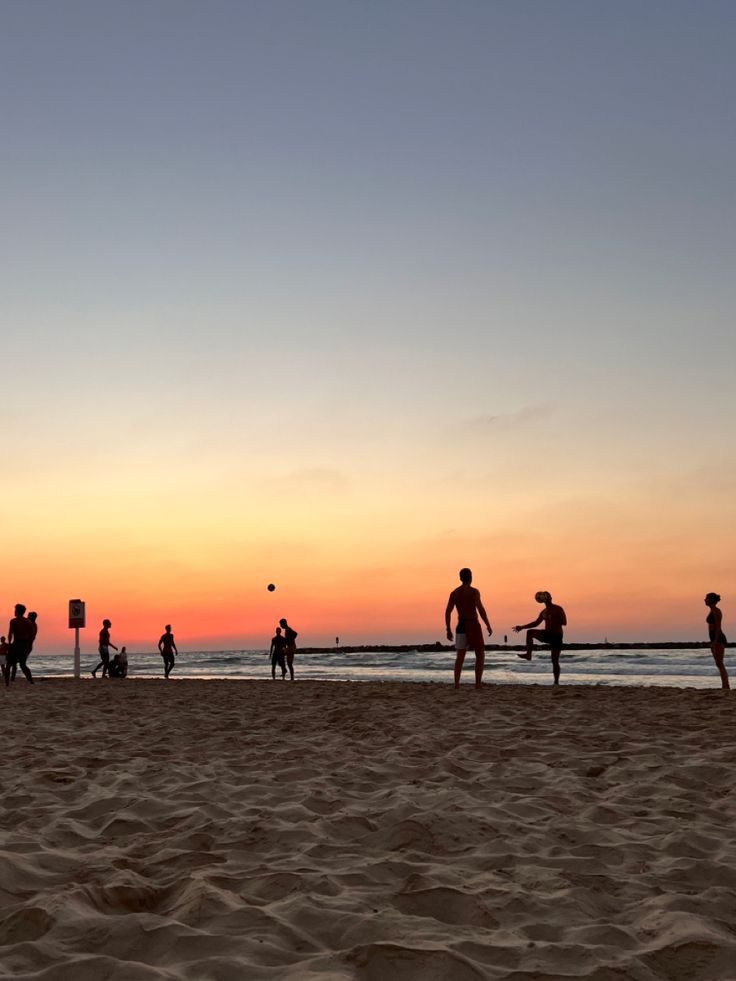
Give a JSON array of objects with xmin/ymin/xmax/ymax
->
[{"xmin": 3, "ymin": 4, "xmax": 735, "ymax": 653}]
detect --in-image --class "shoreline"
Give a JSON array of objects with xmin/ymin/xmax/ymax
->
[
  {"xmin": 302, "ymin": 640, "xmax": 728, "ymax": 653},
  {"xmin": 3, "ymin": 676, "xmax": 730, "ymax": 691}
]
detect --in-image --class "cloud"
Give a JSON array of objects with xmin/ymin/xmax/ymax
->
[{"xmin": 466, "ymin": 403, "xmax": 554, "ymax": 431}]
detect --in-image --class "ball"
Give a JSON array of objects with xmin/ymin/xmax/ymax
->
[{"xmin": 267, "ymin": 583, "xmax": 276, "ymax": 592}]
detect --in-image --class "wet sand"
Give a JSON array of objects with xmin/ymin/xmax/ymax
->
[{"xmin": 1, "ymin": 679, "xmax": 735, "ymax": 980}]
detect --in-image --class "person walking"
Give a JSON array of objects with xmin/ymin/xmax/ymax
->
[
  {"xmin": 444, "ymin": 568, "xmax": 493, "ymax": 689},
  {"xmin": 92, "ymin": 619, "xmax": 118, "ymax": 678},
  {"xmin": 11, "ymin": 610, "xmax": 37, "ymax": 682},
  {"xmin": 158, "ymin": 624, "xmax": 178, "ymax": 678},
  {"xmin": 7, "ymin": 604, "xmax": 35, "ymax": 685}
]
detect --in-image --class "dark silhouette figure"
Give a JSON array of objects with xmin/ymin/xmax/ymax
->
[
  {"xmin": 514, "ymin": 591, "xmax": 567, "ymax": 684},
  {"xmin": 269, "ymin": 627, "xmax": 287, "ymax": 679},
  {"xmin": 445, "ymin": 568, "xmax": 493, "ymax": 689},
  {"xmin": 108, "ymin": 647, "xmax": 128, "ymax": 678},
  {"xmin": 705, "ymin": 593, "xmax": 729, "ymax": 690},
  {"xmin": 158, "ymin": 625, "xmax": 178, "ymax": 678},
  {"xmin": 7, "ymin": 604, "xmax": 34, "ymax": 685},
  {"xmin": 0, "ymin": 635, "xmax": 9, "ymax": 685},
  {"xmin": 11, "ymin": 610, "xmax": 37, "ymax": 682},
  {"xmin": 279, "ymin": 618, "xmax": 298, "ymax": 680},
  {"xmin": 92, "ymin": 619, "xmax": 118, "ymax": 678}
]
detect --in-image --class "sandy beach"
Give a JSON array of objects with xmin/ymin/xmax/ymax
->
[{"xmin": 1, "ymin": 679, "xmax": 735, "ymax": 980}]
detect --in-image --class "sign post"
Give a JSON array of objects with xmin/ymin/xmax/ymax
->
[{"xmin": 68, "ymin": 600, "xmax": 86, "ymax": 679}]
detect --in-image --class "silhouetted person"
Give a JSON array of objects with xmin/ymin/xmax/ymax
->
[
  {"xmin": 7, "ymin": 604, "xmax": 34, "ymax": 685},
  {"xmin": 11, "ymin": 610, "xmax": 37, "ymax": 682},
  {"xmin": 445, "ymin": 568, "xmax": 493, "ymax": 689},
  {"xmin": 158, "ymin": 624, "xmax": 178, "ymax": 678},
  {"xmin": 108, "ymin": 652, "xmax": 124, "ymax": 678},
  {"xmin": 269, "ymin": 627, "xmax": 287, "ymax": 680},
  {"xmin": 92, "ymin": 619, "xmax": 117, "ymax": 678},
  {"xmin": 514, "ymin": 591, "xmax": 567, "ymax": 684},
  {"xmin": 119, "ymin": 646, "xmax": 128, "ymax": 678},
  {"xmin": 279, "ymin": 618, "xmax": 298, "ymax": 680},
  {"xmin": 0, "ymin": 635, "xmax": 9, "ymax": 686},
  {"xmin": 705, "ymin": 593, "xmax": 729, "ymax": 690}
]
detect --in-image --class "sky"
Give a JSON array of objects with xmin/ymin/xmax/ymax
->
[{"xmin": 2, "ymin": 0, "xmax": 735, "ymax": 652}]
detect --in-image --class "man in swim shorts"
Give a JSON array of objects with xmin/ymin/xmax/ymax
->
[
  {"xmin": 158, "ymin": 624, "xmax": 178, "ymax": 678},
  {"xmin": 279, "ymin": 618, "xmax": 298, "ymax": 681},
  {"xmin": 445, "ymin": 568, "xmax": 493, "ymax": 689},
  {"xmin": 92, "ymin": 619, "xmax": 117, "ymax": 678},
  {"xmin": 513, "ymin": 591, "xmax": 567, "ymax": 684},
  {"xmin": 269, "ymin": 627, "xmax": 287, "ymax": 680}
]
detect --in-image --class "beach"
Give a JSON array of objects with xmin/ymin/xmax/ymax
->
[{"xmin": 2, "ymin": 679, "xmax": 736, "ymax": 980}]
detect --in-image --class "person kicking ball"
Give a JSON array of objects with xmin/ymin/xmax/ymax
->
[{"xmin": 514, "ymin": 591, "xmax": 567, "ymax": 685}]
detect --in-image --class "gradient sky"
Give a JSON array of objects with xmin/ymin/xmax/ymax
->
[{"xmin": 2, "ymin": 0, "xmax": 735, "ymax": 651}]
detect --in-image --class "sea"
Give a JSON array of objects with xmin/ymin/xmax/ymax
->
[{"xmin": 23, "ymin": 646, "xmax": 730, "ymax": 688}]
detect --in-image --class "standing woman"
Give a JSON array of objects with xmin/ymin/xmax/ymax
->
[{"xmin": 705, "ymin": 593, "xmax": 729, "ymax": 690}]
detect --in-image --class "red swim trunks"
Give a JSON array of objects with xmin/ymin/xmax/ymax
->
[{"xmin": 456, "ymin": 618, "xmax": 485, "ymax": 653}]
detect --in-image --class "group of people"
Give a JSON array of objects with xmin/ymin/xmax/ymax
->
[
  {"xmin": 1, "ymin": 604, "xmax": 38, "ymax": 685},
  {"xmin": 91, "ymin": 621, "xmax": 178, "ymax": 679},
  {"xmin": 2, "ymin": 585, "xmax": 728, "ymax": 690},
  {"xmin": 445, "ymin": 568, "xmax": 730, "ymax": 690},
  {"xmin": 268, "ymin": 619, "xmax": 299, "ymax": 679}
]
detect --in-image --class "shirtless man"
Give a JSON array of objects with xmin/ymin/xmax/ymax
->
[
  {"xmin": 7, "ymin": 604, "xmax": 34, "ymax": 685},
  {"xmin": 269, "ymin": 626, "xmax": 287, "ymax": 680},
  {"xmin": 11, "ymin": 610, "xmax": 37, "ymax": 682},
  {"xmin": 158, "ymin": 625, "xmax": 178, "ymax": 679},
  {"xmin": 514, "ymin": 591, "xmax": 567, "ymax": 684},
  {"xmin": 445, "ymin": 568, "xmax": 493, "ymax": 689},
  {"xmin": 92, "ymin": 619, "xmax": 117, "ymax": 678},
  {"xmin": 279, "ymin": 618, "xmax": 298, "ymax": 681}
]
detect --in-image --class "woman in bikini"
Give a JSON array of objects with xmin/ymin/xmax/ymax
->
[{"xmin": 705, "ymin": 593, "xmax": 729, "ymax": 690}]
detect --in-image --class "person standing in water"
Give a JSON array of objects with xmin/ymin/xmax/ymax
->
[
  {"xmin": 513, "ymin": 591, "xmax": 567, "ymax": 685},
  {"xmin": 445, "ymin": 568, "xmax": 493, "ymax": 689},
  {"xmin": 7, "ymin": 604, "xmax": 35, "ymax": 685},
  {"xmin": 705, "ymin": 593, "xmax": 729, "ymax": 690},
  {"xmin": 279, "ymin": 618, "xmax": 298, "ymax": 680},
  {"xmin": 92, "ymin": 619, "xmax": 118, "ymax": 677},
  {"xmin": 158, "ymin": 625, "xmax": 178, "ymax": 678}
]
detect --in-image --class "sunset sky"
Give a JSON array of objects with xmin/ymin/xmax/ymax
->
[{"xmin": 2, "ymin": 1, "xmax": 735, "ymax": 651}]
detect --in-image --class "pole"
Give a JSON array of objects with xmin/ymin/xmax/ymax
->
[{"xmin": 74, "ymin": 626, "xmax": 80, "ymax": 679}]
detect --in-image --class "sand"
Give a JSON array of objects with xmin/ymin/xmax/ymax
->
[{"xmin": 1, "ymin": 678, "xmax": 735, "ymax": 980}]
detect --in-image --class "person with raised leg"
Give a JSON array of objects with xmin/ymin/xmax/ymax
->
[{"xmin": 513, "ymin": 591, "xmax": 567, "ymax": 684}]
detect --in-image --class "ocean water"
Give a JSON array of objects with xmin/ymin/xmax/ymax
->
[{"xmin": 20, "ymin": 646, "xmax": 730, "ymax": 688}]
